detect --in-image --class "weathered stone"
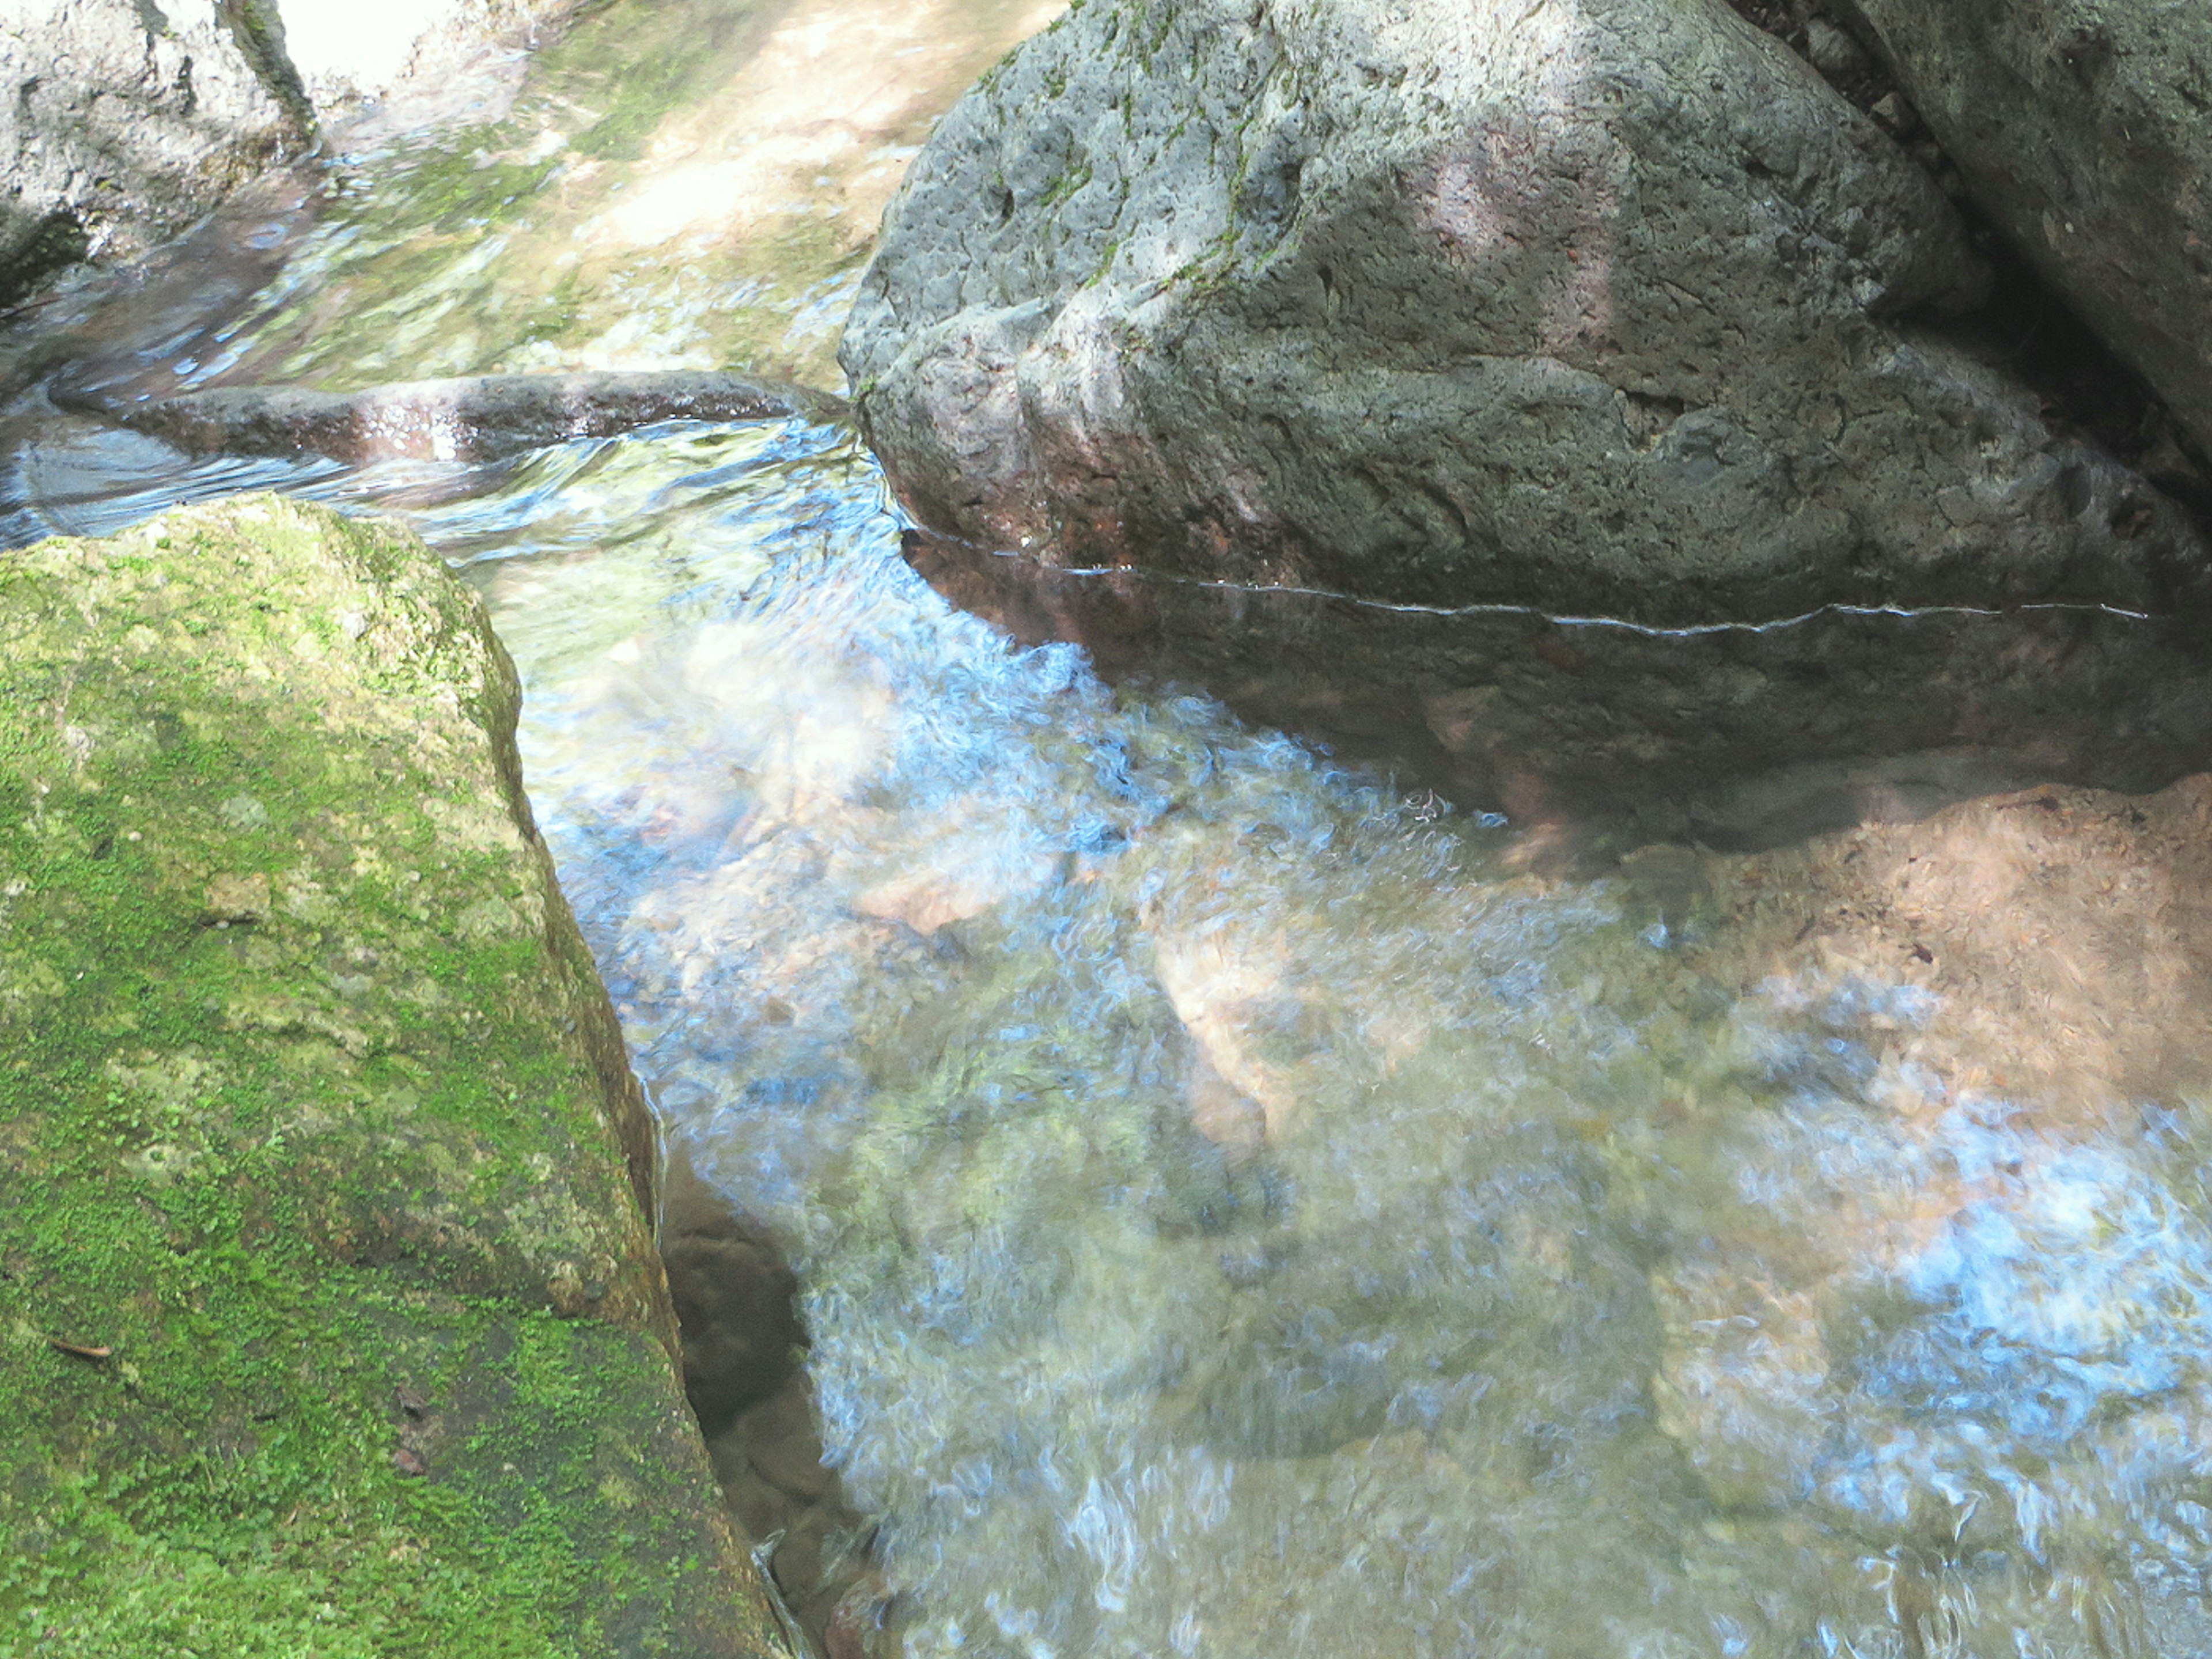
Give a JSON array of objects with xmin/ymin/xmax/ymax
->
[
  {"xmin": 904, "ymin": 526, "xmax": 2212, "ymax": 844},
  {"xmin": 1840, "ymin": 0, "xmax": 2212, "ymax": 464},
  {"xmin": 0, "ymin": 0, "xmax": 304, "ymax": 301},
  {"xmin": 0, "ymin": 495, "xmax": 785, "ymax": 1654},
  {"xmin": 269, "ymin": 0, "xmax": 582, "ymax": 126},
  {"xmin": 843, "ymin": 0, "xmax": 2206, "ymax": 628},
  {"xmin": 92, "ymin": 370, "xmax": 846, "ymax": 464}
]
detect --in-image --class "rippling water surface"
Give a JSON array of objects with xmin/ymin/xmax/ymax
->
[
  {"xmin": 414, "ymin": 434, "xmax": 2212, "ymax": 1659},
  {"xmin": 15, "ymin": 412, "xmax": 2212, "ymax": 1658},
  {"xmin": 7, "ymin": 0, "xmax": 2212, "ymax": 1645}
]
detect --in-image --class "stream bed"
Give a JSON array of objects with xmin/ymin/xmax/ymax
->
[{"xmin": 8, "ymin": 3, "xmax": 2212, "ymax": 1656}]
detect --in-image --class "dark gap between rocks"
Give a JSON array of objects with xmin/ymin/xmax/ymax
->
[
  {"xmin": 1732, "ymin": 0, "xmax": 1894, "ymax": 112},
  {"xmin": 0, "ymin": 213, "xmax": 93, "ymax": 313},
  {"xmin": 1931, "ymin": 211, "xmax": 2212, "ymax": 549},
  {"xmin": 660, "ymin": 1145, "xmax": 890, "ymax": 1659}
]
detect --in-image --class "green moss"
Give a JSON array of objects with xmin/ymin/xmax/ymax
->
[
  {"xmin": 0, "ymin": 499, "xmax": 783, "ymax": 1657},
  {"xmin": 1040, "ymin": 161, "xmax": 1094, "ymax": 210},
  {"xmin": 215, "ymin": 0, "xmax": 316, "ymax": 135}
]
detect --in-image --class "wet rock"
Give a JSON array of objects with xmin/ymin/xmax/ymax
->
[
  {"xmin": 88, "ymin": 370, "xmax": 843, "ymax": 465},
  {"xmin": 661, "ymin": 1142, "xmax": 809, "ymax": 1433},
  {"xmin": 0, "ymin": 495, "xmax": 786, "ymax": 1656},
  {"xmin": 742, "ymin": 1377, "xmax": 836, "ymax": 1501},
  {"xmin": 904, "ymin": 527, "xmax": 2212, "ymax": 846},
  {"xmin": 844, "ymin": 0, "xmax": 2207, "ymax": 629},
  {"xmin": 670, "ymin": 1148, "xmax": 881, "ymax": 1654},
  {"xmin": 1650, "ymin": 776, "xmax": 2212, "ymax": 1550},
  {"xmin": 1842, "ymin": 1, "xmax": 2212, "ymax": 463},
  {"xmin": 0, "ymin": 0, "xmax": 305, "ymax": 302}
]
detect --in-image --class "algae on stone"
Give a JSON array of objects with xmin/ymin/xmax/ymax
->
[{"xmin": 0, "ymin": 495, "xmax": 785, "ymax": 1656}]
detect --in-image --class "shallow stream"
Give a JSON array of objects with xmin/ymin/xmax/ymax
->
[{"xmin": 8, "ymin": 4, "xmax": 2212, "ymax": 1656}]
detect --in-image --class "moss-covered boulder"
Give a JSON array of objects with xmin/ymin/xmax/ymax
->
[{"xmin": 0, "ymin": 496, "xmax": 785, "ymax": 1657}]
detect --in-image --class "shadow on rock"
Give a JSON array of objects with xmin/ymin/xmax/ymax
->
[
  {"xmin": 661, "ymin": 1143, "xmax": 893, "ymax": 1658},
  {"xmin": 906, "ymin": 527, "xmax": 2212, "ymax": 851}
]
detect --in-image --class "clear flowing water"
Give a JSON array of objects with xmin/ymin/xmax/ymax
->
[
  {"xmin": 0, "ymin": 0, "xmax": 1059, "ymax": 402},
  {"xmin": 18, "ymin": 410, "xmax": 2212, "ymax": 1659},
  {"xmin": 9, "ymin": 0, "xmax": 2212, "ymax": 1650}
]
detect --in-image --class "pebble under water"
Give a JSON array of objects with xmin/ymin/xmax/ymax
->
[{"xmin": 12, "ymin": 411, "xmax": 2212, "ymax": 1659}]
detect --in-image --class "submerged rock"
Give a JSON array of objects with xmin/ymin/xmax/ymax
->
[
  {"xmin": 661, "ymin": 1142, "xmax": 880, "ymax": 1654},
  {"xmin": 1842, "ymin": 1, "xmax": 2212, "ymax": 464},
  {"xmin": 904, "ymin": 525, "xmax": 2212, "ymax": 844},
  {"xmin": 843, "ymin": 0, "xmax": 2206, "ymax": 628},
  {"xmin": 1647, "ymin": 776, "xmax": 2212, "ymax": 1581},
  {"xmin": 0, "ymin": 495, "xmax": 785, "ymax": 1654},
  {"xmin": 95, "ymin": 370, "xmax": 845, "ymax": 464}
]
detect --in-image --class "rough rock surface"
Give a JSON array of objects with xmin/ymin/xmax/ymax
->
[
  {"xmin": 99, "ymin": 370, "xmax": 846, "ymax": 464},
  {"xmin": 0, "ymin": 0, "xmax": 303, "ymax": 302},
  {"xmin": 904, "ymin": 527, "xmax": 2212, "ymax": 842},
  {"xmin": 843, "ymin": 0, "xmax": 2206, "ymax": 626},
  {"xmin": 1840, "ymin": 1, "xmax": 2212, "ymax": 468},
  {"xmin": 0, "ymin": 495, "xmax": 785, "ymax": 1654}
]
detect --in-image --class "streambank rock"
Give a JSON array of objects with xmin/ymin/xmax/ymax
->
[
  {"xmin": 1841, "ymin": 1, "xmax": 2212, "ymax": 464},
  {"xmin": 907, "ymin": 524, "xmax": 2212, "ymax": 843},
  {"xmin": 101, "ymin": 370, "xmax": 844, "ymax": 464},
  {"xmin": 0, "ymin": 0, "xmax": 303, "ymax": 302},
  {"xmin": 844, "ymin": 0, "xmax": 2206, "ymax": 627},
  {"xmin": 0, "ymin": 495, "xmax": 785, "ymax": 1656},
  {"xmin": 0, "ymin": 0, "xmax": 586, "ymax": 309}
]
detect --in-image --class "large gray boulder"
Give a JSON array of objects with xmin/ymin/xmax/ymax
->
[
  {"xmin": 0, "ymin": 0, "xmax": 302, "ymax": 300},
  {"xmin": 843, "ymin": 0, "xmax": 2204, "ymax": 627},
  {"xmin": 1840, "ymin": 0, "xmax": 2212, "ymax": 464}
]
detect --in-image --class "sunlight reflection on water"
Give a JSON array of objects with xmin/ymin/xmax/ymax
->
[
  {"xmin": 13, "ymin": 416, "xmax": 2212, "ymax": 1657},
  {"xmin": 390, "ymin": 424, "xmax": 2212, "ymax": 1658}
]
